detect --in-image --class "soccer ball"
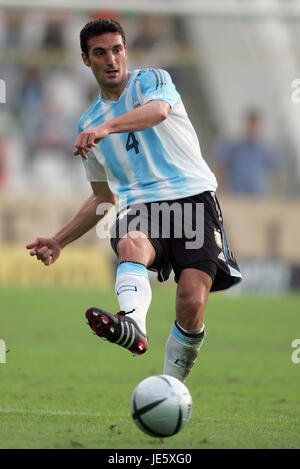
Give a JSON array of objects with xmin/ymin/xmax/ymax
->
[{"xmin": 130, "ymin": 374, "xmax": 192, "ymax": 438}]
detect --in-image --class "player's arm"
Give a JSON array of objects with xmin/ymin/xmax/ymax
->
[
  {"xmin": 213, "ymin": 162, "xmax": 230, "ymax": 194},
  {"xmin": 73, "ymin": 100, "xmax": 170, "ymax": 159},
  {"xmin": 26, "ymin": 181, "xmax": 116, "ymax": 265}
]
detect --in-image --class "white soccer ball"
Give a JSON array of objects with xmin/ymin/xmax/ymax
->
[{"xmin": 130, "ymin": 374, "xmax": 192, "ymax": 438}]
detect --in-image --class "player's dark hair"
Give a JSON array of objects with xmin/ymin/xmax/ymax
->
[{"xmin": 80, "ymin": 18, "xmax": 126, "ymax": 57}]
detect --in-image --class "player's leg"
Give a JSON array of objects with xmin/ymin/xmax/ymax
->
[
  {"xmin": 86, "ymin": 231, "xmax": 156, "ymax": 355},
  {"xmin": 163, "ymin": 191, "xmax": 241, "ymax": 381},
  {"xmin": 175, "ymin": 268, "xmax": 212, "ymax": 330},
  {"xmin": 114, "ymin": 231, "xmax": 155, "ymax": 336},
  {"xmin": 163, "ymin": 268, "xmax": 212, "ymax": 382}
]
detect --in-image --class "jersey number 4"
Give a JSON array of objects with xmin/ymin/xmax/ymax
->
[{"xmin": 126, "ymin": 132, "xmax": 139, "ymax": 155}]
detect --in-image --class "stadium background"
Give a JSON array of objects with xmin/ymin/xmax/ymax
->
[{"xmin": 0, "ymin": 0, "xmax": 300, "ymax": 450}]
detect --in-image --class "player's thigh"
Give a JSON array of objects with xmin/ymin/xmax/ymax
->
[
  {"xmin": 110, "ymin": 202, "xmax": 171, "ymax": 275},
  {"xmin": 170, "ymin": 192, "xmax": 218, "ymax": 279}
]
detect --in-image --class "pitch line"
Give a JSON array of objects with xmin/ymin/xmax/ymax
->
[
  {"xmin": 0, "ymin": 408, "xmax": 103, "ymax": 417},
  {"xmin": 0, "ymin": 409, "xmax": 298, "ymax": 424}
]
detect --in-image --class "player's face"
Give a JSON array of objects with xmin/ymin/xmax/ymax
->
[{"xmin": 83, "ymin": 33, "xmax": 128, "ymax": 94}]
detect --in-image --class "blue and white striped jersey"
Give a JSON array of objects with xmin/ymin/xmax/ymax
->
[{"xmin": 79, "ymin": 68, "xmax": 217, "ymax": 207}]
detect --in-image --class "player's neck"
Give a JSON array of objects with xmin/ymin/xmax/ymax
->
[{"xmin": 100, "ymin": 70, "xmax": 131, "ymax": 101}]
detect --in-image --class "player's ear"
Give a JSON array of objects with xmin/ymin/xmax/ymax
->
[{"xmin": 82, "ymin": 52, "xmax": 91, "ymax": 67}]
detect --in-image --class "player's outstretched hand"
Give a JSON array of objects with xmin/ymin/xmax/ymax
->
[
  {"xmin": 26, "ymin": 237, "xmax": 62, "ymax": 266},
  {"xmin": 73, "ymin": 126, "xmax": 109, "ymax": 160}
]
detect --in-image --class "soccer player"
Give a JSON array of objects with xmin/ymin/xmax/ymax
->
[{"xmin": 26, "ymin": 19, "xmax": 241, "ymax": 382}]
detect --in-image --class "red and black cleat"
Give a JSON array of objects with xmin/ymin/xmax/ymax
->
[{"xmin": 85, "ymin": 307, "xmax": 148, "ymax": 356}]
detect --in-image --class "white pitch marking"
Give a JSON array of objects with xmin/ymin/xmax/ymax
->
[
  {"xmin": 0, "ymin": 408, "xmax": 103, "ymax": 417},
  {"xmin": 1, "ymin": 409, "xmax": 297, "ymax": 424}
]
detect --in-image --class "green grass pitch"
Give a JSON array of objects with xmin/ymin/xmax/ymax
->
[{"xmin": 0, "ymin": 285, "xmax": 299, "ymax": 449}]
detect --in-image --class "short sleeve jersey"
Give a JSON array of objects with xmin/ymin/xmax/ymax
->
[{"xmin": 78, "ymin": 68, "xmax": 217, "ymax": 207}]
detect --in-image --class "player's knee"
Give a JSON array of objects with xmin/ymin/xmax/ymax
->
[
  {"xmin": 176, "ymin": 291, "xmax": 206, "ymax": 329},
  {"xmin": 178, "ymin": 290, "xmax": 206, "ymax": 313},
  {"xmin": 117, "ymin": 236, "xmax": 139, "ymax": 258},
  {"xmin": 117, "ymin": 234, "xmax": 154, "ymax": 266}
]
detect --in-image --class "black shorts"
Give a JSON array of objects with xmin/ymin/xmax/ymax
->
[{"xmin": 110, "ymin": 191, "xmax": 242, "ymax": 292}]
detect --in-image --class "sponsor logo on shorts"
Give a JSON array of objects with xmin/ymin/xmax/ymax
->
[
  {"xmin": 218, "ymin": 252, "xmax": 226, "ymax": 262},
  {"xmin": 214, "ymin": 228, "xmax": 223, "ymax": 249}
]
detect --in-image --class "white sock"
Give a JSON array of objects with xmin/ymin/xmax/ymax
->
[
  {"xmin": 163, "ymin": 321, "xmax": 205, "ymax": 382},
  {"xmin": 115, "ymin": 262, "xmax": 152, "ymax": 335}
]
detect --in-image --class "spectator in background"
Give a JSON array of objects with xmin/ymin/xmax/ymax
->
[
  {"xmin": 42, "ymin": 13, "xmax": 68, "ymax": 50},
  {"xmin": 214, "ymin": 110, "xmax": 282, "ymax": 196},
  {"xmin": 131, "ymin": 16, "xmax": 158, "ymax": 51},
  {"xmin": 0, "ymin": 138, "xmax": 6, "ymax": 190},
  {"xmin": 15, "ymin": 66, "xmax": 44, "ymax": 158},
  {"xmin": 130, "ymin": 15, "xmax": 175, "ymax": 69},
  {"xmin": 4, "ymin": 12, "xmax": 23, "ymax": 48}
]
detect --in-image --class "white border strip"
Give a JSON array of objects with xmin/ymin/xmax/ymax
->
[{"xmin": 1, "ymin": 0, "xmax": 300, "ymax": 19}]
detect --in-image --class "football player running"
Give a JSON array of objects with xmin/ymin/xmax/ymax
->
[{"xmin": 27, "ymin": 19, "xmax": 241, "ymax": 382}]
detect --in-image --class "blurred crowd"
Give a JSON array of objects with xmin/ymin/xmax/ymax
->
[{"xmin": 0, "ymin": 9, "xmax": 285, "ymax": 198}]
